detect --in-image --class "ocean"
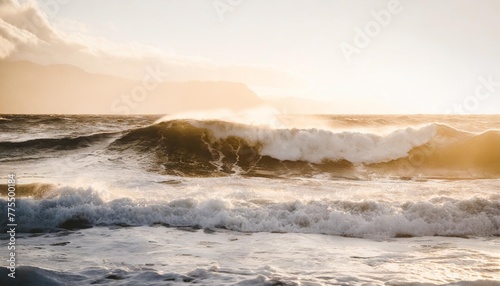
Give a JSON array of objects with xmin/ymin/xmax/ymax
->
[{"xmin": 0, "ymin": 114, "xmax": 499, "ymax": 285}]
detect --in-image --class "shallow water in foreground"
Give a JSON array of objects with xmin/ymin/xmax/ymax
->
[
  {"xmin": 1, "ymin": 226, "xmax": 499, "ymax": 285},
  {"xmin": 0, "ymin": 114, "xmax": 499, "ymax": 285}
]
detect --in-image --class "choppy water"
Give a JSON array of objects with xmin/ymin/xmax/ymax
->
[{"xmin": 0, "ymin": 114, "xmax": 499, "ymax": 285}]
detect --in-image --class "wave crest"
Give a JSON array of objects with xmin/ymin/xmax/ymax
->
[{"xmin": 108, "ymin": 120, "xmax": 442, "ymax": 177}]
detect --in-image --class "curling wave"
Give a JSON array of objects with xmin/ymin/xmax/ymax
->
[
  {"xmin": 3, "ymin": 118, "xmax": 499, "ymax": 178},
  {"xmin": 108, "ymin": 120, "xmax": 500, "ymax": 178}
]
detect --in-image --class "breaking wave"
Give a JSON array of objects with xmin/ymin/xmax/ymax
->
[
  {"xmin": 108, "ymin": 120, "xmax": 500, "ymax": 178},
  {"xmin": 1, "ymin": 186, "xmax": 499, "ymax": 238},
  {"xmin": 2, "ymin": 119, "xmax": 499, "ymax": 178}
]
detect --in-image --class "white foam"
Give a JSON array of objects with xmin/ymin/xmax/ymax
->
[
  {"xmin": 10, "ymin": 186, "xmax": 499, "ymax": 238},
  {"xmin": 198, "ymin": 122, "xmax": 437, "ymax": 164},
  {"xmin": 9, "ymin": 226, "xmax": 500, "ymax": 285}
]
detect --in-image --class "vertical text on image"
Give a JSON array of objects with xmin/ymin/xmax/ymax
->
[{"xmin": 6, "ymin": 173, "xmax": 17, "ymax": 279}]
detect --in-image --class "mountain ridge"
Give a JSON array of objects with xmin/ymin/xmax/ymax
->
[{"xmin": 0, "ymin": 60, "xmax": 264, "ymax": 114}]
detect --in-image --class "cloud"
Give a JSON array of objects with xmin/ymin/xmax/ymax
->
[
  {"xmin": 0, "ymin": 0, "xmax": 308, "ymax": 89},
  {"xmin": 0, "ymin": 1, "xmax": 40, "ymax": 57}
]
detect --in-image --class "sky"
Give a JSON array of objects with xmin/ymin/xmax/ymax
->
[{"xmin": 1, "ymin": 0, "xmax": 500, "ymax": 113}]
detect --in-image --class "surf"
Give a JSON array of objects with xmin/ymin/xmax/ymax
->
[
  {"xmin": 107, "ymin": 119, "xmax": 500, "ymax": 179},
  {"xmin": 2, "ymin": 114, "xmax": 499, "ymax": 179},
  {"xmin": 2, "ymin": 185, "xmax": 498, "ymax": 238}
]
